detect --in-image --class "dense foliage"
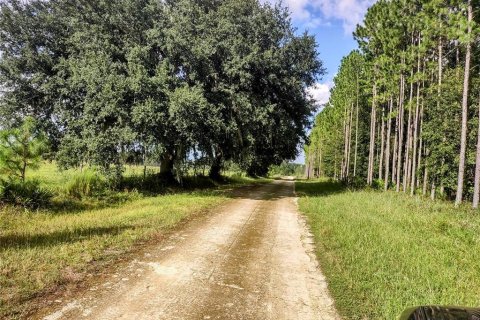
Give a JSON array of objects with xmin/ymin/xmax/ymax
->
[
  {"xmin": 306, "ymin": 0, "xmax": 480, "ymax": 207},
  {"xmin": 0, "ymin": 0, "xmax": 323, "ymax": 182}
]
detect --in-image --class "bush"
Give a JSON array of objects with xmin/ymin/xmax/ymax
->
[
  {"xmin": 65, "ymin": 170, "xmax": 107, "ymax": 198},
  {"xmin": 349, "ymin": 176, "xmax": 367, "ymax": 189},
  {"xmin": 371, "ymin": 178, "xmax": 385, "ymax": 190},
  {"xmin": 0, "ymin": 179, "xmax": 52, "ymax": 209}
]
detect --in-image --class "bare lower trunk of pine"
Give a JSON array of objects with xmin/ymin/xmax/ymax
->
[
  {"xmin": 410, "ymin": 60, "xmax": 422, "ymax": 195},
  {"xmin": 354, "ymin": 80, "xmax": 360, "ymax": 177},
  {"xmin": 385, "ymin": 98, "xmax": 393, "ymax": 190},
  {"xmin": 423, "ymin": 159, "xmax": 428, "ymax": 196},
  {"xmin": 455, "ymin": 2, "xmax": 472, "ymax": 206},
  {"xmin": 416, "ymin": 101, "xmax": 424, "ymax": 189},
  {"xmin": 341, "ymin": 104, "xmax": 349, "ymax": 180},
  {"xmin": 368, "ymin": 81, "xmax": 377, "ymax": 185},
  {"xmin": 379, "ymin": 107, "xmax": 386, "ymax": 181},
  {"xmin": 346, "ymin": 103, "xmax": 354, "ymax": 180},
  {"xmin": 376, "ymin": 122, "xmax": 380, "ymax": 176},
  {"xmin": 403, "ymin": 69, "xmax": 414, "ymax": 193},
  {"xmin": 473, "ymin": 97, "xmax": 480, "ymax": 208},
  {"xmin": 392, "ymin": 102, "xmax": 399, "ymax": 185},
  {"xmin": 396, "ymin": 73, "xmax": 405, "ymax": 192}
]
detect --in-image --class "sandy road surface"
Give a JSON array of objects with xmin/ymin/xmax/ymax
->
[{"xmin": 41, "ymin": 179, "xmax": 340, "ymax": 320}]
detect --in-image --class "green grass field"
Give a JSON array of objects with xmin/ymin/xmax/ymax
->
[
  {"xmin": 296, "ymin": 179, "xmax": 480, "ymax": 320},
  {"xmin": 0, "ymin": 162, "xmax": 268, "ymax": 318}
]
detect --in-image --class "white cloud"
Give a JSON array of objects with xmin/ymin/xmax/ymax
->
[
  {"xmin": 262, "ymin": 0, "xmax": 376, "ymax": 34},
  {"xmin": 307, "ymin": 82, "xmax": 332, "ymax": 107},
  {"xmin": 315, "ymin": 0, "xmax": 376, "ymax": 34}
]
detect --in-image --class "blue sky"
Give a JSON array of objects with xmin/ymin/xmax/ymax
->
[{"xmin": 262, "ymin": 0, "xmax": 376, "ymax": 163}]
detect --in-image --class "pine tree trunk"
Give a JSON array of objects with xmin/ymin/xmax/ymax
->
[
  {"xmin": 385, "ymin": 98, "xmax": 393, "ymax": 190},
  {"xmin": 416, "ymin": 99, "xmax": 424, "ymax": 190},
  {"xmin": 354, "ymin": 77, "xmax": 360, "ymax": 177},
  {"xmin": 347, "ymin": 103, "xmax": 354, "ymax": 180},
  {"xmin": 368, "ymin": 79, "xmax": 377, "ymax": 185},
  {"xmin": 376, "ymin": 118, "xmax": 381, "ymax": 177},
  {"xmin": 423, "ymin": 148, "xmax": 428, "ymax": 197},
  {"xmin": 396, "ymin": 71, "xmax": 405, "ymax": 192},
  {"xmin": 379, "ymin": 107, "xmax": 386, "ymax": 181},
  {"xmin": 403, "ymin": 69, "xmax": 414, "ymax": 192},
  {"xmin": 342, "ymin": 104, "xmax": 349, "ymax": 180},
  {"xmin": 410, "ymin": 49, "xmax": 422, "ymax": 196},
  {"xmin": 455, "ymin": 0, "xmax": 472, "ymax": 207},
  {"xmin": 473, "ymin": 96, "xmax": 480, "ymax": 208},
  {"xmin": 392, "ymin": 98, "xmax": 399, "ymax": 185}
]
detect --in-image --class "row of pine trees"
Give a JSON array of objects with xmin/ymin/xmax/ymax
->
[{"xmin": 306, "ymin": 0, "xmax": 480, "ymax": 208}]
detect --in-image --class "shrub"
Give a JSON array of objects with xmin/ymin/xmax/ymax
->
[
  {"xmin": 349, "ymin": 176, "xmax": 367, "ymax": 189},
  {"xmin": 65, "ymin": 170, "xmax": 107, "ymax": 198},
  {"xmin": 0, "ymin": 179, "xmax": 52, "ymax": 209},
  {"xmin": 371, "ymin": 178, "xmax": 385, "ymax": 190}
]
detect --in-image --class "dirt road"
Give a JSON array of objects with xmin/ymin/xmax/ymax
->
[{"xmin": 41, "ymin": 179, "xmax": 340, "ymax": 320}]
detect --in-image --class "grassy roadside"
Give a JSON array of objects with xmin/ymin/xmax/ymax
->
[
  {"xmin": 296, "ymin": 179, "xmax": 480, "ymax": 320},
  {"xmin": 0, "ymin": 163, "xmax": 270, "ymax": 319}
]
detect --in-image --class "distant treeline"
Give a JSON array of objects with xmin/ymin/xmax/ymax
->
[
  {"xmin": 0, "ymin": 0, "xmax": 323, "ymax": 181},
  {"xmin": 306, "ymin": 0, "xmax": 480, "ymax": 207},
  {"xmin": 269, "ymin": 162, "xmax": 305, "ymax": 177}
]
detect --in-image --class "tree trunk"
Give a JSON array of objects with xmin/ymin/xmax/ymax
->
[
  {"xmin": 379, "ymin": 107, "xmax": 386, "ymax": 181},
  {"xmin": 416, "ymin": 99, "xmax": 424, "ymax": 189},
  {"xmin": 410, "ymin": 50, "xmax": 422, "ymax": 196},
  {"xmin": 473, "ymin": 96, "xmax": 480, "ymax": 208},
  {"xmin": 342, "ymin": 104, "xmax": 349, "ymax": 180},
  {"xmin": 354, "ymin": 77, "xmax": 360, "ymax": 177},
  {"xmin": 385, "ymin": 98, "xmax": 393, "ymax": 190},
  {"xmin": 209, "ymin": 151, "xmax": 224, "ymax": 180},
  {"xmin": 396, "ymin": 71, "xmax": 405, "ymax": 192},
  {"xmin": 160, "ymin": 151, "xmax": 175, "ymax": 179},
  {"xmin": 455, "ymin": 0, "xmax": 472, "ymax": 207},
  {"xmin": 368, "ymin": 78, "xmax": 377, "ymax": 185},
  {"xmin": 403, "ymin": 68, "xmax": 414, "ymax": 193},
  {"xmin": 392, "ymin": 98, "xmax": 399, "ymax": 185},
  {"xmin": 346, "ymin": 103, "xmax": 354, "ymax": 180},
  {"xmin": 423, "ymin": 153, "xmax": 428, "ymax": 197}
]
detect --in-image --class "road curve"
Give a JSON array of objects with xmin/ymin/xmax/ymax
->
[{"xmin": 41, "ymin": 179, "xmax": 340, "ymax": 320}]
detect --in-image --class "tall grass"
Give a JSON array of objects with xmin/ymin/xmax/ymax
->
[
  {"xmin": 64, "ymin": 170, "xmax": 107, "ymax": 198},
  {"xmin": 296, "ymin": 180, "xmax": 480, "ymax": 320}
]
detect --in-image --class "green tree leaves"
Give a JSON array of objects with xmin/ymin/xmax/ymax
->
[{"xmin": 0, "ymin": 0, "xmax": 324, "ymax": 179}]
